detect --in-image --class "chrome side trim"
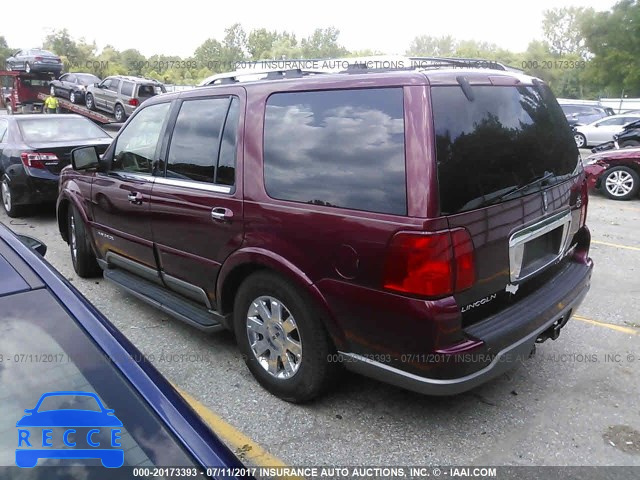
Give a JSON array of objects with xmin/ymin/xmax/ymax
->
[
  {"xmin": 161, "ymin": 272, "xmax": 212, "ymax": 309},
  {"xmin": 105, "ymin": 251, "xmax": 161, "ymax": 284},
  {"xmin": 154, "ymin": 177, "xmax": 232, "ymax": 194},
  {"xmin": 110, "ymin": 171, "xmax": 155, "ymax": 183},
  {"xmin": 508, "ymin": 209, "xmax": 572, "ymax": 282}
]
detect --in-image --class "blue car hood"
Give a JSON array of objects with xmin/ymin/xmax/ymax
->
[{"xmin": 16, "ymin": 410, "xmax": 123, "ymax": 427}]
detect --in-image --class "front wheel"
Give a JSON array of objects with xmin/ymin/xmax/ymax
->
[
  {"xmin": 68, "ymin": 206, "xmax": 102, "ymax": 277},
  {"xmin": 86, "ymin": 93, "xmax": 96, "ymax": 111},
  {"xmin": 574, "ymin": 133, "xmax": 587, "ymax": 149},
  {"xmin": 50, "ymin": 85, "xmax": 56, "ymax": 96},
  {"xmin": 69, "ymin": 91, "xmax": 77, "ymax": 104},
  {"xmin": 25, "ymin": 62, "xmax": 31, "ymax": 73},
  {"xmin": 233, "ymin": 271, "xmax": 337, "ymax": 402},
  {"xmin": 601, "ymin": 166, "xmax": 640, "ymax": 200}
]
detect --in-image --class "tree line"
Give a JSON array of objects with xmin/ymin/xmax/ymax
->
[{"xmin": 1, "ymin": 0, "xmax": 638, "ymax": 98}]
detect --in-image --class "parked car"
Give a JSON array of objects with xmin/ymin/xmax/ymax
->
[
  {"xmin": 58, "ymin": 65, "xmax": 593, "ymax": 402},
  {"xmin": 85, "ymin": 75, "xmax": 167, "ymax": 122},
  {"xmin": 0, "ymin": 114, "xmax": 111, "ymax": 217},
  {"xmin": 50, "ymin": 72, "xmax": 101, "ymax": 104},
  {"xmin": 1, "ymin": 71, "xmax": 52, "ymax": 114},
  {"xmin": 558, "ymin": 100, "xmax": 614, "ymax": 127},
  {"xmin": 583, "ymin": 147, "xmax": 640, "ymax": 200},
  {"xmin": 6, "ymin": 49, "xmax": 63, "ymax": 75},
  {"xmin": 0, "ymin": 222, "xmax": 251, "ymax": 476},
  {"xmin": 573, "ymin": 114, "xmax": 640, "ymax": 148}
]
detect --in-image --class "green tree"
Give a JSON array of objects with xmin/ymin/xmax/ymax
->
[
  {"xmin": 0, "ymin": 36, "xmax": 13, "ymax": 68},
  {"xmin": 247, "ymin": 28, "xmax": 279, "ymax": 59},
  {"xmin": 406, "ymin": 35, "xmax": 456, "ymax": 56},
  {"xmin": 300, "ymin": 28, "xmax": 348, "ymax": 58},
  {"xmin": 220, "ymin": 23, "xmax": 248, "ymax": 67},
  {"xmin": 582, "ymin": 0, "xmax": 640, "ymax": 97},
  {"xmin": 542, "ymin": 7, "xmax": 593, "ymax": 57},
  {"xmin": 120, "ymin": 49, "xmax": 147, "ymax": 76},
  {"xmin": 194, "ymin": 38, "xmax": 223, "ymax": 72}
]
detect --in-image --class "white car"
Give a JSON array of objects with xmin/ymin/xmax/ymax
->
[{"xmin": 574, "ymin": 114, "xmax": 640, "ymax": 148}]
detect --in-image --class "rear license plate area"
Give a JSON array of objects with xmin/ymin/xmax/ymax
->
[{"xmin": 509, "ymin": 210, "xmax": 572, "ymax": 282}]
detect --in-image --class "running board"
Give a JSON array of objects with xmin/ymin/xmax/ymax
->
[{"xmin": 103, "ymin": 268, "xmax": 225, "ymax": 332}]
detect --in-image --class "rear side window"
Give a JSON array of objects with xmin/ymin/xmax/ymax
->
[
  {"xmin": 166, "ymin": 97, "xmax": 235, "ymax": 184},
  {"xmin": 121, "ymin": 81, "xmax": 134, "ymax": 97},
  {"xmin": 432, "ymin": 85, "xmax": 579, "ymax": 215},
  {"xmin": 263, "ymin": 88, "xmax": 406, "ymax": 215}
]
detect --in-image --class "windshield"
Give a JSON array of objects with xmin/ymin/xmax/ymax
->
[
  {"xmin": 432, "ymin": 84, "xmax": 579, "ymax": 214},
  {"xmin": 18, "ymin": 117, "xmax": 110, "ymax": 142}
]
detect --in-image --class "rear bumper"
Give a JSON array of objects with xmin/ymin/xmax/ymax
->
[
  {"xmin": 7, "ymin": 173, "xmax": 58, "ymax": 206},
  {"xmin": 340, "ymin": 259, "xmax": 593, "ymax": 396}
]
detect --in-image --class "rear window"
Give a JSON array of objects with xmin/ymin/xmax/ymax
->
[
  {"xmin": 432, "ymin": 85, "xmax": 579, "ymax": 215},
  {"xmin": 18, "ymin": 117, "xmax": 110, "ymax": 143},
  {"xmin": 263, "ymin": 88, "xmax": 406, "ymax": 215}
]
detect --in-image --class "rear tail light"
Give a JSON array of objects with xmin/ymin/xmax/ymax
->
[
  {"xmin": 21, "ymin": 152, "xmax": 58, "ymax": 169},
  {"xmin": 35, "ymin": 56, "xmax": 43, "ymax": 61},
  {"xmin": 383, "ymin": 228, "xmax": 475, "ymax": 297},
  {"xmin": 128, "ymin": 98, "xmax": 139, "ymax": 106}
]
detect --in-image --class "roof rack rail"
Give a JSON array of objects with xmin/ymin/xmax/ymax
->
[{"xmin": 198, "ymin": 68, "xmax": 326, "ymax": 86}]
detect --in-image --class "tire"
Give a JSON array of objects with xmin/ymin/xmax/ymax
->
[
  {"xmin": 233, "ymin": 271, "xmax": 337, "ymax": 402},
  {"xmin": 574, "ymin": 133, "xmax": 587, "ymax": 148},
  {"xmin": 69, "ymin": 91, "xmax": 77, "ymax": 104},
  {"xmin": 601, "ymin": 166, "xmax": 640, "ymax": 200},
  {"xmin": 25, "ymin": 62, "xmax": 31, "ymax": 73},
  {"xmin": 1, "ymin": 178, "xmax": 24, "ymax": 218},
  {"xmin": 68, "ymin": 206, "xmax": 101, "ymax": 277},
  {"xmin": 114, "ymin": 104, "xmax": 126, "ymax": 122},
  {"xmin": 5, "ymin": 102, "xmax": 12, "ymax": 115},
  {"xmin": 50, "ymin": 85, "xmax": 56, "ymax": 96},
  {"xmin": 86, "ymin": 93, "xmax": 96, "ymax": 111},
  {"xmin": 620, "ymin": 140, "xmax": 640, "ymax": 149}
]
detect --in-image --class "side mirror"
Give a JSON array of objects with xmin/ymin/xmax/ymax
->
[
  {"xmin": 72, "ymin": 146, "xmax": 100, "ymax": 170},
  {"xmin": 17, "ymin": 235, "xmax": 47, "ymax": 257}
]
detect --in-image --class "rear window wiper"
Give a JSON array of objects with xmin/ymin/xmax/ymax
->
[{"xmin": 495, "ymin": 171, "xmax": 556, "ymax": 203}]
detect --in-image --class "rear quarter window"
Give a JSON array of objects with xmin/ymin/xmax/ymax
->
[
  {"xmin": 263, "ymin": 88, "xmax": 406, "ymax": 215},
  {"xmin": 121, "ymin": 81, "xmax": 134, "ymax": 97}
]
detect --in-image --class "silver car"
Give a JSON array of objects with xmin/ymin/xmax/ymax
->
[
  {"xmin": 85, "ymin": 75, "xmax": 166, "ymax": 122},
  {"xmin": 574, "ymin": 114, "xmax": 640, "ymax": 148}
]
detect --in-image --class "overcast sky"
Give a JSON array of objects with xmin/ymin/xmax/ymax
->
[{"xmin": 3, "ymin": 0, "xmax": 619, "ymax": 57}]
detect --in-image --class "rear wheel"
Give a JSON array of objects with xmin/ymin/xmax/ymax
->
[
  {"xmin": 234, "ymin": 271, "xmax": 337, "ymax": 402},
  {"xmin": 601, "ymin": 166, "xmax": 639, "ymax": 200},
  {"xmin": 86, "ymin": 93, "xmax": 95, "ymax": 111},
  {"xmin": 114, "ymin": 104, "xmax": 126, "ymax": 122},
  {"xmin": 68, "ymin": 206, "xmax": 102, "ymax": 277},
  {"xmin": 5, "ymin": 102, "xmax": 12, "ymax": 115},
  {"xmin": 574, "ymin": 133, "xmax": 587, "ymax": 148},
  {"xmin": 25, "ymin": 62, "xmax": 31, "ymax": 73},
  {"xmin": 1, "ymin": 178, "xmax": 24, "ymax": 218}
]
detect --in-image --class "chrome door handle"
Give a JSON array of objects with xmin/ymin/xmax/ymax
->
[
  {"xmin": 127, "ymin": 192, "xmax": 143, "ymax": 205},
  {"xmin": 211, "ymin": 207, "xmax": 233, "ymax": 221}
]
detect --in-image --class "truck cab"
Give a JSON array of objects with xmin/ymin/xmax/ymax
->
[{"xmin": 1, "ymin": 71, "xmax": 53, "ymax": 114}]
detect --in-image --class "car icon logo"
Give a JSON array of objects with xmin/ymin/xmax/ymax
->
[{"xmin": 16, "ymin": 391, "xmax": 124, "ymax": 468}]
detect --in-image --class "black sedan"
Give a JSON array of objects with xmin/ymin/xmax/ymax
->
[
  {"xmin": 6, "ymin": 49, "xmax": 63, "ymax": 75},
  {"xmin": 0, "ymin": 114, "xmax": 111, "ymax": 217},
  {"xmin": 50, "ymin": 73, "xmax": 101, "ymax": 104},
  {"xmin": 0, "ymin": 222, "xmax": 251, "ymax": 478}
]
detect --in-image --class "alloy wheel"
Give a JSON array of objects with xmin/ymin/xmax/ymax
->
[
  {"xmin": 70, "ymin": 213, "xmax": 78, "ymax": 265},
  {"xmin": 605, "ymin": 170, "xmax": 634, "ymax": 197},
  {"xmin": 246, "ymin": 295, "xmax": 302, "ymax": 379},
  {"xmin": 1, "ymin": 180, "xmax": 11, "ymax": 212}
]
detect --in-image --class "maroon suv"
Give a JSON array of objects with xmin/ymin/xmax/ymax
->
[{"xmin": 57, "ymin": 66, "xmax": 593, "ymax": 402}]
